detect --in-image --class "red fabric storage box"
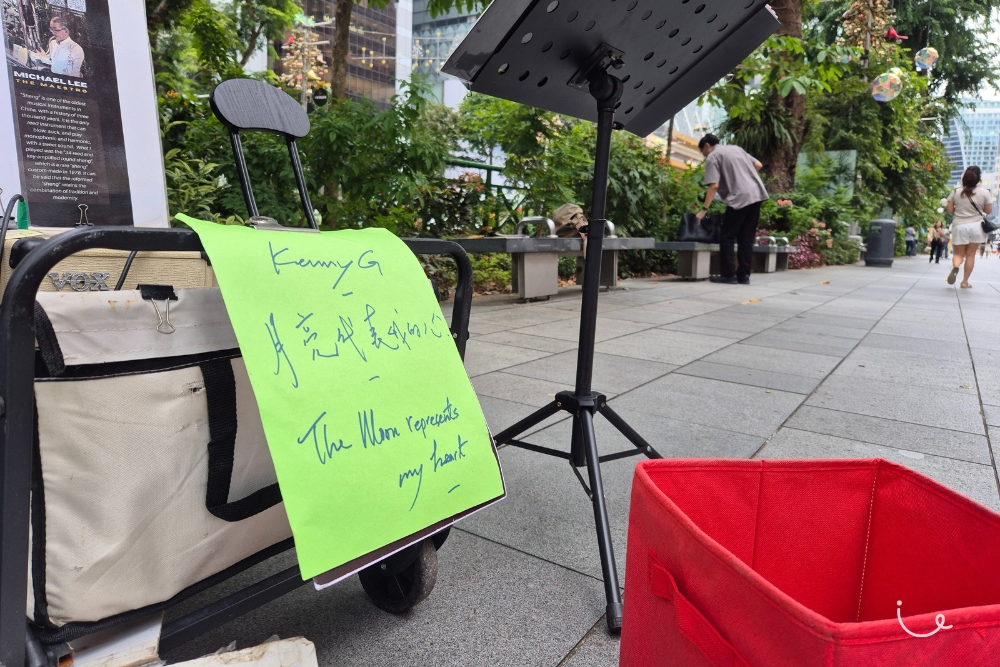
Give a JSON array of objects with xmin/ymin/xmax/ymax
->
[{"xmin": 620, "ymin": 459, "xmax": 1000, "ymax": 667}]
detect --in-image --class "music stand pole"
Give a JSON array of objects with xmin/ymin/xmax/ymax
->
[
  {"xmin": 444, "ymin": 0, "xmax": 778, "ymax": 634},
  {"xmin": 492, "ymin": 64, "xmax": 651, "ymax": 634},
  {"xmin": 573, "ymin": 70, "xmax": 624, "ymax": 629}
]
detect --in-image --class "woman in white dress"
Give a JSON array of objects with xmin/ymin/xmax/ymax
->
[{"xmin": 945, "ymin": 166, "xmax": 992, "ymax": 288}]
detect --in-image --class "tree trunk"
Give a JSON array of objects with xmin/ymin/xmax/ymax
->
[
  {"xmin": 759, "ymin": 0, "xmax": 803, "ymax": 193},
  {"xmin": 329, "ymin": 0, "xmax": 355, "ymax": 99}
]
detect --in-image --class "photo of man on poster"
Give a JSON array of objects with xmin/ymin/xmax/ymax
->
[
  {"xmin": 30, "ymin": 14, "xmax": 83, "ymax": 76},
  {"xmin": 3, "ymin": 2, "xmax": 88, "ymax": 77}
]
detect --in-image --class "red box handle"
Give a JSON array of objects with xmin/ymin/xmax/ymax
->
[{"xmin": 648, "ymin": 551, "xmax": 750, "ymax": 667}]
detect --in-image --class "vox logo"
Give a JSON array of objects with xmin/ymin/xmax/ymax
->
[{"xmin": 48, "ymin": 272, "xmax": 111, "ymax": 292}]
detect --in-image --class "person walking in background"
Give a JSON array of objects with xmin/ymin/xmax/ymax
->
[
  {"xmin": 945, "ymin": 166, "xmax": 992, "ymax": 288},
  {"xmin": 904, "ymin": 224, "xmax": 917, "ymax": 256},
  {"xmin": 696, "ymin": 134, "xmax": 769, "ymax": 285},
  {"xmin": 928, "ymin": 220, "xmax": 945, "ymax": 264},
  {"xmin": 942, "ymin": 226, "xmax": 950, "ymax": 258}
]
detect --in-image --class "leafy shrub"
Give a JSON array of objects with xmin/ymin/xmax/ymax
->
[
  {"xmin": 471, "ymin": 253, "xmax": 512, "ymax": 293},
  {"xmin": 558, "ymin": 256, "xmax": 578, "ymax": 280}
]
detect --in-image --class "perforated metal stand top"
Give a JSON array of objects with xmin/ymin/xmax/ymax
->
[
  {"xmin": 444, "ymin": 0, "xmax": 777, "ymax": 135},
  {"xmin": 444, "ymin": 0, "xmax": 778, "ymax": 634}
]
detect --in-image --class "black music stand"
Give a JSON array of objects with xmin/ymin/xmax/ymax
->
[{"xmin": 443, "ymin": 0, "xmax": 778, "ymax": 633}]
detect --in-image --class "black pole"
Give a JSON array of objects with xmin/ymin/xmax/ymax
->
[
  {"xmin": 573, "ymin": 72, "xmax": 622, "ymax": 399},
  {"xmin": 575, "ymin": 70, "xmax": 625, "ymax": 633}
]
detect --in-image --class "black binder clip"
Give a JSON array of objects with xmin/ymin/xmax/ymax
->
[{"xmin": 138, "ymin": 284, "xmax": 178, "ymax": 334}]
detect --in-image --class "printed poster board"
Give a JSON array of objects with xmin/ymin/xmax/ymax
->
[{"xmin": 0, "ymin": 0, "xmax": 168, "ymax": 227}]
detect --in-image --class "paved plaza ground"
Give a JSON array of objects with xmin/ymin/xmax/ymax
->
[{"xmin": 164, "ymin": 254, "xmax": 1000, "ymax": 666}]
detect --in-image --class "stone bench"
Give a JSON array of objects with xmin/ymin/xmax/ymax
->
[
  {"xmin": 451, "ymin": 232, "xmax": 654, "ymax": 300},
  {"xmin": 655, "ymin": 240, "xmax": 796, "ymax": 280}
]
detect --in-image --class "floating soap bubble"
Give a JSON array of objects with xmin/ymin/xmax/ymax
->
[
  {"xmin": 915, "ymin": 47, "xmax": 939, "ymax": 71},
  {"xmin": 871, "ymin": 72, "xmax": 903, "ymax": 102},
  {"xmin": 889, "ymin": 67, "xmax": 904, "ymax": 77}
]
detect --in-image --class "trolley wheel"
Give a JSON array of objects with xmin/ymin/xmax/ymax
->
[{"xmin": 358, "ymin": 539, "xmax": 438, "ymax": 614}]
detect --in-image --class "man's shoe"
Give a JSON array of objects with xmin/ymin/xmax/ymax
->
[
  {"xmin": 737, "ymin": 277, "xmax": 750, "ymax": 285},
  {"xmin": 709, "ymin": 276, "xmax": 738, "ymax": 284}
]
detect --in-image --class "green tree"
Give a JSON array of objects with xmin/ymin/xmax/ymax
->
[
  {"xmin": 810, "ymin": 0, "xmax": 1000, "ymax": 104},
  {"xmin": 147, "ymin": 0, "xmax": 295, "ymax": 92},
  {"xmin": 707, "ymin": 36, "xmax": 855, "ymax": 191},
  {"xmin": 808, "ymin": 46, "xmax": 950, "ymax": 227}
]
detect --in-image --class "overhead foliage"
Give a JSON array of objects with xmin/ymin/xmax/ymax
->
[
  {"xmin": 146, "ymin": 0, "xmax": 296, "ymax": 93},
  {"xmin": 809, "ymin": 0, "xmax": 1000, "ymax": 104},
  {"xmin": 707, "ymin": 36, "xmax": 857, "ymax": 164}
]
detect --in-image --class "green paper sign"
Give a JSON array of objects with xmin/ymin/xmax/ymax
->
[{"xmin": 180, "ymin": 215, "xmax": 505, "ymax": 579}]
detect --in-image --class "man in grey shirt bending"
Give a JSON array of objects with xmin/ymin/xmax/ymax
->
[{"xmin": 696, "ymin": 134, "xmax": 769, "ymax": 284}]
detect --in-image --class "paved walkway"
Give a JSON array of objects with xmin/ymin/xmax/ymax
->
[{"xmin": 165, "ymin": 255, "xmax": 1000, "ymax": 667}]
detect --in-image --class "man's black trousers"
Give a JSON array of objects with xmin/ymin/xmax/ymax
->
[{"xmin": 720, "ymin": 201, "xmax": 762, "ymax": 280}]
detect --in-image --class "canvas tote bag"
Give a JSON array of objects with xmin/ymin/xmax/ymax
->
[{"xmin": 29, "ymin": 287, "xmax": 292, "ymax": 643}]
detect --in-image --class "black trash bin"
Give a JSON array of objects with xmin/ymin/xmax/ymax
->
[{"xmin": 865, "ymin": 219, "xmax": 896, "ymax": 267}]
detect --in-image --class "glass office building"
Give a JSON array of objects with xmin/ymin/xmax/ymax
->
[
  {"xmin": 410, "ymin": 0, "xmax": 477, "ymax": 104},
  {"xmin": 287, "ymin": 0, "xmax": 406, "ymax": 109},
  {"xmin": 945, "ymin": 99, "xmax": 1000, "ymax": 195}
]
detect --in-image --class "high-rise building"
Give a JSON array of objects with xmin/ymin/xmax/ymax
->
[
  {"xmin": 943, "ymin": 116, "xmax": 965, "ymax": 186},
  {"xmin": 410, "ymin": 0, "xmax": 477, "ymax": 104},
  {"xmin": 294, "ymin": 0, "xmax": 405, "ymax": 108},
  {"xmin": 944, "ymin": 99, "xmax": 1000, "ymax": 197}
]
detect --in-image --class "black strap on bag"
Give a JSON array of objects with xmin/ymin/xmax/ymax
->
[
  {"xmin": 34, "ymin": 301, "xmax": 66, "ymax": 377},
  {"xmin": 200, "ymin": 358, "xmax": 282, "ymax": 521},
  {"xmin": 966, "ymin": 193, "xmax": 998, "ymax": 234}
]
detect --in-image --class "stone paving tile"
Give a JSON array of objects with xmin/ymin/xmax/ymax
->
[
  {"xmin": 984, "ymin": 404, "xmax": 1000, "ymax": 428},
  {"xmin": 503, "ymin": 351, "xmax": 676, "ymax": 395},
  {"xmin": 638, "ymin": 298, "xmax": 732, "ymax": 316},
  {"xmin": 473, "ymin": 372, "xmax": 582, "ymax": 407},
  {"xmin": 881, "ymin": 307, "xmax": 964, "ymax": 324},
  {"xmin": 831, "ymin": 346, "xmax": 977, "ymax": 392},
  {"xmin": 870, "ymin": 318, "xmax": 968, "ymax": 342},
  {"xmin": 675, "ymin": 360, "xmax": 820, "ymax": 394},
  {"xmin": 593, "ymin": 328, "xmax": 740, "ymax": 365},
  {"xmin": 661, "ymin": 311, "xmax": 784, "ymax": 335},
  {"xmin": 511, "ymin": 316, "xmax": 654, "ymax": 342},
  {"xmin": 474, "ymin": 305, "xmax": 578, "ymax": 327},
  {"xmin": 769, "ymin": 320, "xmax": 871, "ymax": 340},
  {"xmin": 463, "ymin": 339, "xmax": 554, "ymax": 377},
  {"xmin": 559, "ymin": 621, "xmax": 620, "ymax": 667},
  {"xmin": 477, "ymin": 395, "xmax": 569, "ymax": 438},
  {"xmin": 971, "ymin": 348, "xmax": 1000, "ymax": 406},
  {"xmin": 528, "ymin": 404, "xmax": 765, "ymax": 459},
  {"xmin": 164, "ymin": 531, "xmax": 606, "ymax": 667},
  {"xmin": 597, "ymin": 306, "xmax": 695, "ymax": 325},
  {"xmin": 458, "ymin": 445, "xmax": 635, "ymax": 583},
  {"xmin": 698, "ymin": 344, "xmax": 841, "ymax": 379},
  {"xmin": 857, "ymin": 332, "xmax": 971, "ymax": 360},
  {"xmin": 528, "ymin": 296, "xmax": 631, "ymax": 313},
  {"xmin": 611, "ymin": 374, "xmax": 805, "ymax": 437},
  {"xmin": 805, "ymin": 375, "xmax": 985, "ymax": 435},
  {"xmin": 965, "ymin": 330, "xmax": 1000, "ymax": 351},
  {"xmin": 756, "ymin": 428, "xmax": 1000, "ymax": 511},
  {"xmin": 740, "ymin": 329, "xmax": 859, "ymax": 356},
  {"xmin": 468, "ymin": 318, "xmax": 516, "ymax": 335},
  {"xmin": 475, "ymin": 330, "xmax": 580, "ymax": 353},
  {"xmin": 785, "ymin": 406, "xmax": 992, "ymax": 465},
  {"xmin": 654, "ymin": 324, "xmax": 756, "ymax": 341}
]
